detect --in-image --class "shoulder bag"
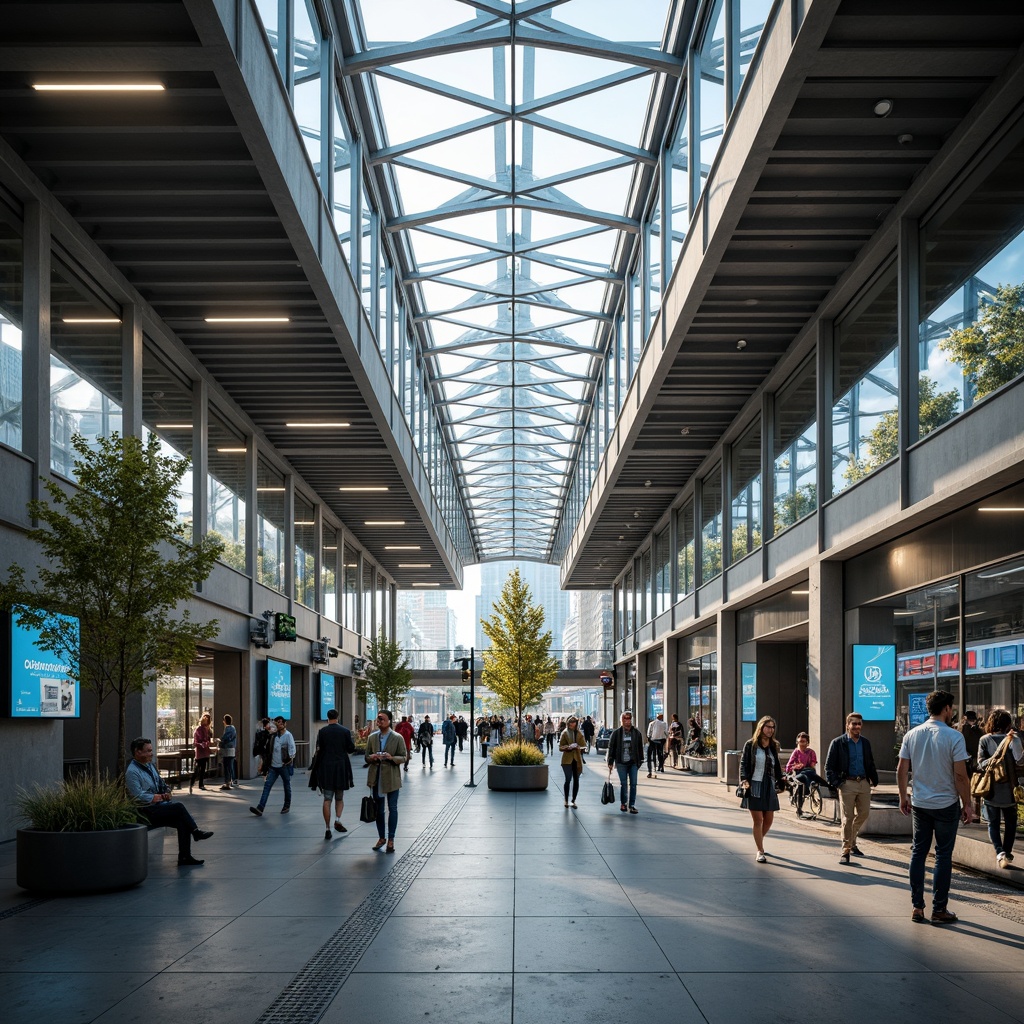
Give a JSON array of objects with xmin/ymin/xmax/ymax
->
[
  {"xmin": 359, "ymin": 794, "xmax": 377, "ymax": 823},
  {"xmin": 971, "ymin": 735, "xmax": 1011, "ymax": 799}
]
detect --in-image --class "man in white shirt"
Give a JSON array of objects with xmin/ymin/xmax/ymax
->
[
  {"xmin": 646, "ymin": 712, "xmax": 668, "ymax": 777},
  {"xmin": 897, "ymin": 690, "xmax": 974, "ymax": 924}
]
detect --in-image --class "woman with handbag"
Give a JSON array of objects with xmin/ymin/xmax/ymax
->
[
  {"xmin": 740, "ymin": 715, "xmax": 786, "ymax": 863},
  {"xmin": 977, "ymin": 709, "xmax": 1024, "ymax": 868},
  {"xmin": 558, "ymin": 716, "xmax": 586, "ymax": 807},
  {"xmin": 190, "ymin": 712, "xmax": 213, "ymax": 793}
]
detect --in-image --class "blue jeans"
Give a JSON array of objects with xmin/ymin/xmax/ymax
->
[
  {"xmin": 616, "ymin": 763, "xmax": 638, "ymax": 807},
  {"xmin": 985, "ymin": 804, "xmax": 1017, "ymax": 857},
  {"xmin": 910, "ymin": 802, "xmax": 960, "ymax": 911},
  {"xmin": 222, "ymin": 757, "xmax": 236, "ymax": 784},
  {"xmin": 444, "ymin": 741, "xmax": 457, "ymax": 765},
  {"xmin": 257, "ymin": 765, "xmax": 292, "ymax": 810},
  {"xmin": 375, "ymin": 789, "xmax": 399, "ymax": 839}
]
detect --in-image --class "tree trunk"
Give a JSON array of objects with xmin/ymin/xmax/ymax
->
[
  {"xmin": 92, "ymin": 699, "xmax": 102, "ymax": 786},
  {"xmin": 116, "ymin": 690, "xmax": 128, "ymax": 781}
]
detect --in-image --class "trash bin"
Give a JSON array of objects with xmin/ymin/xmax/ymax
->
[{"xmin": 724, "ymin": 750, "xmax": 740, "ymax": 787}]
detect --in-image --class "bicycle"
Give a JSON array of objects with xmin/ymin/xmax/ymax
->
[{"xmin": 785, "ymin": 770, "xmax": 833, "ymax": 820}]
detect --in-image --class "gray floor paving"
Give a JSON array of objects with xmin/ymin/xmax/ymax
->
[{"xmin": 1, "ymin": 755, "xmax": 1023, "ymax": 1024}]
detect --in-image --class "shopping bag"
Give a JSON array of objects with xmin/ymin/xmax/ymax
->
[
  {"xmin": 600, "ymin": 780, "xmax": 615, "ymax": 805},
  {"xmin": 359, "ymin": 795, "xmax": 377, "ymax": 823}
]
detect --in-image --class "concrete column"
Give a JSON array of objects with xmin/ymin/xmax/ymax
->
[{"xmin": 808, "ymin": 559, "xmax": 844, "ymax": 760}]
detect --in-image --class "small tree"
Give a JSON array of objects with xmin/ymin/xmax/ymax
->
[
  {"xmin": 1, "ymin": 433, "xmax": 223, "ymax": 782},
  {"xmin": 358, "ymin": 630, "xmax": 413, "ymax": 716},
  {"xmin": 480, "ymin": 568, "xmax": 557, "ymax": 742}
]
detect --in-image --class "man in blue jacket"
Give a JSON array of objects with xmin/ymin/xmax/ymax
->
[
  {"xmin": 825, "ymin": 712, "xmax": 878, "ymax": 864},
  {"xmin": 442, "ymin": 713, "xmax": 458, "ymax": 767}
]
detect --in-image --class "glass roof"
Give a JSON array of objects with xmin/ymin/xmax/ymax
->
[{"xmin": 347, "ymin": 0, "xmax": 679, "ymax": 562}]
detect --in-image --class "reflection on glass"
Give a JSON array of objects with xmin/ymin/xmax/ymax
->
[
  {"xmin": 730, "ymin": 422, "xmax": 761, "ymax": 564},
  {"xmin": 669, "ymin": 97, "xmax": 689, "ymax": 268},
  {"xmin": 0, "ymin": 204, "xmax": 23, "ymax": 452},
  {"xmin": 361, "ymin": 186, "xmax": 375, "ymax": 318},
  {"xmin": 654, "ymin": 528, "xmax": 670, "ymax": 616},
  {"xmin": 293, "ymin": 0, "xmax": 323, "ymax": 181},
  {"xmin": 647, "ymin": 188, "xmax": 662, "ymax": 326},
  {"xmin": 701, "ymin": 466, "xmax": 723, "ymax": 583},
  {"xmin": 142, "ymin": 342, "xmax": 192, "ymax": 526},
  {"xmin": 208, "ymin": 413, "xmax": 246, "ymax": 573},
  {"xmin": 333, "ymin": 92, "xmax": 354, "ymax": 267},
  {"xmin": 257, "ymin": 460, "xmax": 285, "ymax": 593},
  {"xmin": 773, "ymin": 360, "xmax": 816, "ymax": 533},
  {"xmin": 698, "ymin": 0, "xmax": 726, "ymax": 199},
  {"xmin": 322, "ymin": 525, "xmax": 338, "ymax": 621},
  {"xmin": 676, "ymin": 500, "xmax": 695, "ymax": 598},
  {"xmin": 343, "ymin": 542, "xmax": 359, "ymax": 631},
  {"xmin": 294, "ymin": 494, "xmax": 316, "ymax": 609}
]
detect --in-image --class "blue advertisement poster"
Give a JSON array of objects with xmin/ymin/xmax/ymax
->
[
  {"xmin": 266, "ymin": 659, "xmax": 291, "ymax": 719},
  {"xmin": 319, "ymin": 671, "xmax": 336, "ymax": 721},
  {"xmin": 908, "ymin": 692, "xmax": 929, "ymax": 728},
  {"xmin": 741, "ymin": 663, "xmax": 757, "ymax": 722},
  {"xmin": 852, "ymin": 644, "xmax": 896, "ymax": 720},
  {"xmin": 9, "ymin": 609, "xmax": 80, "ymax": 718}
]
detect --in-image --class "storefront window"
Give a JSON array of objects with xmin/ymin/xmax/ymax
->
[
  {"xmin": 773, "ymin": 359, "xmax": 816, "ymax": 533},
  {"xmin": 701, "ymin": 465, "xmax": 723, "ymax": 583},
  {"xmin": 686, "ymin": 653, "xmax": 718, "ymax": 744},
  {"xmin": 257, "ymin": 460, "xmax": 285, "ymax": 592},
  {"xmin": 294, "ymin": 494, "xmax": 316, "ymax": 609},
  {"xmin": 730, "ymin": 420, "xmax": 761, "ymax": 564},
  {"xmin": 208, "ymin": 413, "xmax": 247, "ymax": 573},
  {"xmin": 964, "ymin": 556, "xmax": 1024, "ymax": 724},
  {"xmin": 919, "ymin": 138, "xmax": 1024, "ymax": 440},
  {"xmin": 49, "ymin": 258, "xmax": 123, "ymax": 477},
  {"xmin": 832, "ymin": 264, "xmax": 898, "ymax": 496},
  {"xmin": 0, "ymin": 198, "xmax": 23, "ymax": 452}
]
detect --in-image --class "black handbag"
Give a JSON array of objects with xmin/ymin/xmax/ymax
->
[
  {"xmin": 601, "ymin": 780, "xmax": 615, "ymax": 804},
  {"xmin": 359, "ymin": 795, "xmax": 377, "ymax": 823},
  {"xmin": 734, "ymin": 784, "xmax": 745, "ymax": 798}
]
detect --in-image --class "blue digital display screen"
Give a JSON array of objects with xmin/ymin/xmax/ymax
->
[
  {"xmin": 852, "ymin": 644, "xmax": 896, "ymax": 721},
  {"xmin": 319, "ymin": 671, "xmax": 336, "ymax": 721},
  {"xmin": 9, "ymin": 609, "xmax": 80, "ymax": 718},
  {"xmin": 741, "ymin": 663, "xmax": 757, "ymax": 722},
  {"xmin": 909, "ymin": 692, "xmax": 929, "ymax": 728},
  {"xmin": 266, "ymin": 658, "xmax": 291, "ymax": 719}
]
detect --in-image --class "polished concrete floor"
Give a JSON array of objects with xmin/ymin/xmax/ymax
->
[{"xmin": 3, "ymin": 753, "xmax": 1024, "ymax": 1024}]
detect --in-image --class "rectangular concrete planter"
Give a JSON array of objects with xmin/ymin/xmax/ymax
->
[
  {"xmin": 685, "ymin": 757, "xmax": 718, "ymax": 775},
  {"xmin": 487, "ymin": 764, "xmax": 549, "ymax": 790}
]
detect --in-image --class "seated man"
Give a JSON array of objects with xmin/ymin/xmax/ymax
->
[{"xmin": 125, "ymin": 736, "xmax": 213, "ymax": 866}]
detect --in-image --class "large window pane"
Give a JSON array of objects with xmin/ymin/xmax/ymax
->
[
  {"xmin": 49, "ymin": 259, "xmax": 122, "ymax": 477},
  {"xmin": 142, "ymin": 342, "xmax": 193, "ymax": 526},
  {"xmin": 332, "ymin": 92, "xmax": 354, "ymax": 268},
  {"xmin": 730, "ymin": 421, "xmax": 761, "ymax": 564},
  {"xmin": 322, "ymin": 525, "xmax": 338, "ymax": 621},
  {"xmin": 697, "ymin": 0, "xmax": 726, "ymax": 200},
  {"xmin": 207, "ymin": 413, "xmax": 247, "ymax": 573},
  {"xmin": 0, "ymin": 200, "xmax": 23, "ymax": 452},
  {"xmin": 701, "ymin": 466, "xmax": 723, "ymax": 583},
  {"xmin": 669, "ymin": 97, "xmax": 689, "ymax": 268},
  {"xmin": 919, "ymin": 138, "xmax": 1024, "ymax": 440},
  {"xmin": 646, "ymin": 189, "xmax": 662, "ymax": 326},
  {"xmin": 362, "ymin": 561, "xmax": 374, "ymax": 636},
  {"xmin": 773, "ymin": 360, "xmax": 817, "ymax": 532},
  {"xmin": 675, "ymin": 500, "xmax": 695, "ymax": 598},
  {"xmin": 293, "ymin": 0, "xmax": 323, "ymax": 182},
  {"xmin": 294, "ymin": 494, "xmax": 316, "ymax": 609},
  {"xmin": 257, "ymin": 460, "xmax": 285, "ymax": 593},
  {"xmin": 832, "ymin": 265, "xmax": 898, "ymax": 496},
  {"xmin": 343, "ymin": 542, "xmax": 359, "ymax": 631},
  {"xmin": 654, "ymin": 528, "xmax": 670, "ymax": 616}
]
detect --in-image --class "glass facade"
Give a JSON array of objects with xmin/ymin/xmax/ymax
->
[
  {"xmin": 773, "ymin": 359, "xmax": 817, "ymax": 533},
  {"xmin": 700, "ymin": 466, "xmax": 723, "ymax": 584},
  {"xmin": 256, "ymin": 460, "xmax": 285, "ymax": 593},
  {"xmin": 207, "ymin": 413, "xmax": 247, "ymax": 573},
  {"xmin": 0, "ymin": 198, "xmax": 22, "ymax": 452},
  {"xmin": 730, "ymin": 421, "xmax": 761, "ymax": 564}
]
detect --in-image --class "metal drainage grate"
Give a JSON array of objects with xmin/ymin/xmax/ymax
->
[{"xmin": 254, "ymin": 766, "xmax": 483, "ymax": 1024}]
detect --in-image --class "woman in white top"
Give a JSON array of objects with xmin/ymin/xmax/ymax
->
[{"xmin": 739, "ymin": 716, "xmax": 785, "ymax": 863}]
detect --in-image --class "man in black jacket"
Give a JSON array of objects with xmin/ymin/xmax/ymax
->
[
  {"xmin": 825, "ymin": 712, "xmax": 878, "ymax": 864},
  {"xmin": 606, "ymin": 711, "xmax": 645, "ymax": 813}
]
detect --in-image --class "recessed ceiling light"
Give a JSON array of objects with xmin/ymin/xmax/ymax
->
[
  {"xmin": 257, "ymin": 486, "xmax": 285, "ymax": 492},
  {"xmin": 365, "ymin": 520, "xmax": 405, "ymax": 526},
  {"xmin": 412, "ymin": 583, "xmax": 440, "ymax": 587},
  {"xmin": 155, "ymin": 423, "xmax": 192, "ymax": 429},
  {"xmin": 340, "ymin": 486, "xmax": 389, "ymax": 492},
  {"xmin": 204, "ymin": 316, "xmax": 289, "ymax": 323},
  {"xmin": 873, "ymin": 98, "xmax": 894, "ymax": 117},
  {"xmin": 978, "ymin": 507, "xmax": 1024, "ymax": 512},
  {"xmin": 286, "ymin": 421, "xmax": 350, "ymax": 428},
  {"xmin": 385, "ymin": 545, "xmax": 421, "ymax": 550},
  {"xmin": 62, "ymin": 317, "xmax": 122, "ymax": 324},
  {"xmin": 324, "ymin": 545, "xmax": 338, "ymax": 551},
  {"xmin": 680, "ymin": 427, "xmax": 690, "ymax": 436},
  {"xmin": 736, "ymin": 339, "xmax": 747, "ymax": 350},
  {"xmin": 294, "ymin": 520, "xmax": 315, "ymax": 526},
  {"xmin": 34, "ymin": 82, "xmax": 165, "ymax": 92},
  {"xmin": 216, "ymin": 447, "xmax": 246, "ymax": 453},
  {"xmin": 791, "ymin": 589, "xmax": 809, "ymax": 595},
  {"xmin": 399, "ymin": 563, "xmax": 431, "ymax": 568}
]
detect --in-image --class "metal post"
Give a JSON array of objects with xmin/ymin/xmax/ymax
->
[{"xmin": 465, "ymin": 647, "xmax": 477, "ymax": 787}]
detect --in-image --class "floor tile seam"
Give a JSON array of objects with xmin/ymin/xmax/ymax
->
[
  {"xmin": 250, "ymin": 763, "xmax": 486, "ymax": 1024},
  {"xmin": 0, "ymin": 897, "xmax": 53, "ymax": 920}
]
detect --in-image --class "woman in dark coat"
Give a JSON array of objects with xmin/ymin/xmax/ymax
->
[
  {"xmin": 740, "ymin": 715, "xmax": 786, "ymax": 864},
  {"xmin": 312, "ymin": 708, "xmax": 355, "ymax": 840}
]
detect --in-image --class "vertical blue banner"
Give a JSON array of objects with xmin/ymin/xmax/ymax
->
[
  {"xmin": 908, "ymin": 692, "xmax": 929, "ymax": 728},
  {"xmin": 741, "ymin": 663, "xmax": 757, "ymax": 722},
  {"xmin": 852, "ymin": 644, "xmax": 896, "ymax": 720},
  {"xmin": 319, "ymin": 671, "xmax": 336, "ymax": 721},
  {"xmin": 266, "ymin": 659, "xmax": 291, "ymax": 719}
]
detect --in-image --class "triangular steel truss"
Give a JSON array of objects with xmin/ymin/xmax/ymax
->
[{"xmin": 345, "ymin": 0, "xmax": 679, "ymax": 562}]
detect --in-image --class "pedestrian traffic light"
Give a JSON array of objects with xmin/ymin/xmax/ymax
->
[{"xmin": 461, "ymin": 658, "xmax": 470, "ymax": 682}]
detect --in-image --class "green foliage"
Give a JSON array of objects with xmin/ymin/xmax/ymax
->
[
  {"xmin": 940, "ymin": 282, "xmax": 1024, "ymax": 400},
  {"xmin": 843, "ymin": 375, "xmax": 960, "ymax": 483},
  {"xmin": 480, "ymin": 568, "xmax": 557, "ymax": 723},
  {"xmin": 1, "ymin": 433, "xmax": 223, "ymax": 781},
  {"xmin": 358, "ymin": 630, "xmax": 413, "ymax": 716},
  {"xmin": 774, "ymin": 484, "xmax": 816, "ymax": 531},
  {"xmin": 489, "ymin": 738, "xmax": 546, "ymax": 766},
  {"xmin": 17, "ymin": 774, "xmax": 141, "ymax": 832}
]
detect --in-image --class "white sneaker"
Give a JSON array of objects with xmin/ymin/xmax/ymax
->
[
  {"xmin": 755, "ymin": 852, "xmax": 767, "ymax": 864},
  {"xmin": 997, "ymin": 852, "xmax": 1008, "ymax": 868}
]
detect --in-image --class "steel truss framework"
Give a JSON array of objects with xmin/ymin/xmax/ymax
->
[{"xmin": 344, "ymin": 0, "xmax": 679, "ymax": 563}]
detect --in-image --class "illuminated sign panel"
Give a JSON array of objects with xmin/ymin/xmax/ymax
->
[{"xmin": 8, "ymin": 609, "xmax": 80, "ymax": 718}]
